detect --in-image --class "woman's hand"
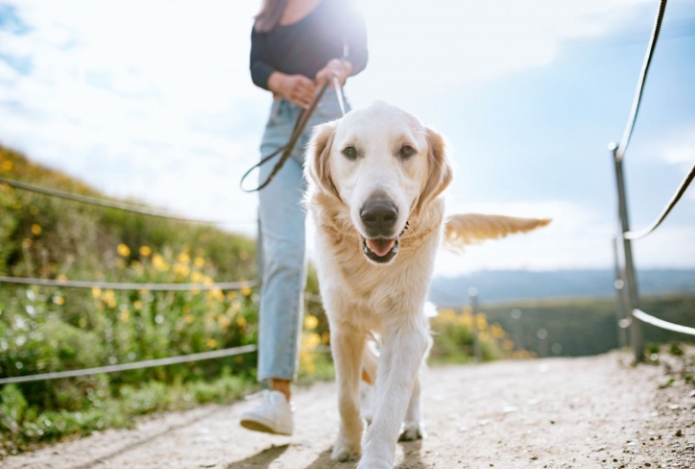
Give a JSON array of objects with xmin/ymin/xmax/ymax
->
[
  {"xmin": 268, "ymin": 72, "xmax": 317, "ymax": 109},
  {"xmin": 316, "ymin": 58, "xmax": 353, "ymax": 88}
]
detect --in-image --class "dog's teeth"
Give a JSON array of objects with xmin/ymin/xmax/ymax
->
[{"xmin": 363, "ymin": 244, "xmax": 370, "ymax": 253}]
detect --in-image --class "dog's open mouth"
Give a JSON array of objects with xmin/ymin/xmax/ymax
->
[{"xmin": 362, "ymin": 237, "xmax": 399, "ymax": 264}]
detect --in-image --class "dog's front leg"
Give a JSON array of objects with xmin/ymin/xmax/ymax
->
[
  {"xmin": 358, "ymin": 319, "xmax": 429, "ymax": 469},
  {"xmin": 398, "ymin": 369, "xmax": 426, "ymax": 441},
  {"xmin": 330, "ymin": 322, "xmax": 366, "ymax": 462}
]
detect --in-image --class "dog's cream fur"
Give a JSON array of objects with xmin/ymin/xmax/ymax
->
[{"xmin": 305, "ymin": 102, "xmax": 550, "ymax": 468}]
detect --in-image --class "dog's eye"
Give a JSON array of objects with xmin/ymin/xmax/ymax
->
[
  {"xmin": 342, "ymin": 146, "xmax": 357, "ymax": 161},
  {"xmin": 399, "ymin": 145, "xmax": 416, "ymax": 159}
]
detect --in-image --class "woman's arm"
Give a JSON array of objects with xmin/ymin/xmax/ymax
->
[
  {"xmin": 251, "ymin": 27, "xmax": 316, "ymax": 108},
  {"xmin": 249, "ymin": 28, "xmax": 275, "ymax": 90}
]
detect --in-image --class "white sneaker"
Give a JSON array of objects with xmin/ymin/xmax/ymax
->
[{"xmin": 240, "ymin": 390, "xmax": 293, "ymax": 435}]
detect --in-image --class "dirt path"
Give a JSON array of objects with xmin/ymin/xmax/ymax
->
[{"xmin": 4, "ymin": 352, "xmax": 694, "ymax": 469}]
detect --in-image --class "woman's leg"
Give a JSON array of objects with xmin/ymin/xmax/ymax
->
[{"xmin": 257, "ymin": 129, "xmax": 307, "ymax": 396}]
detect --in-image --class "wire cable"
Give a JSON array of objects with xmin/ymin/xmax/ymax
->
[
  {"xmin": 0, "ymin": 345, "xmax": 258, "ymax": 385},
  {"xmin": 0, "ymin": 275, "xmax": 256, "ymax": 291},
  {"xmin": 625, "ymin": 159, "xmax": 695, "ymax": 240},
  {"xmin": 633, "ymin": 309, "xmax": 695, "ymax": 336},
  {"xmin": 615, "ymin": 0, "xmax": 668, "ymax": 162},
  {"xmin": 0, "ymin": 176, "xmax": 247, "ymax": 226}
]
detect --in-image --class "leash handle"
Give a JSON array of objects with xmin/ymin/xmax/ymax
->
[{"xmin": 240, "ymin": 81, "xmax": 329, "ymax": 193}]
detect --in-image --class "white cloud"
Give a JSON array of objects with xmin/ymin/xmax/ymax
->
[
  {"xmin": 661, "ymin": 124, "xmax": 695, "ymax": 165},
  {"xmin": 350, "ymin": 0, "xmax": 654, "ymax": 107}
]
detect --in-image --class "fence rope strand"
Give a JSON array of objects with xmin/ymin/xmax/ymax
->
[
  {"xmin": 616, "ymin": 0, "xmax": 668, "ymax": 162},
  {"xmin": 633, "ymin": 309, "xmax": 695, "ymax": 336},
  {"xmin": 0, "ymin": 176, "xmax": 248, "ymax": 226},
  {"xmin": 625, "ymin": 159, "xmax": 695, "ymax": 240},
  {"xmin": 0, "ymin": 344, "xmax": 258, "ymax": 385}
]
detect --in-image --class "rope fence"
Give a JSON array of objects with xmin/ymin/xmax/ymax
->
[
  {"xmin": 609, "ymin": 0, "xmax": 695, "ymax": 362},
  {"xmin": 0, "ymin": 155, "xmax": 327, "ymax": 384},
  {"xmin": 0, "ymin": 176, "xmax": 254, "ymax": 227},
  {"xmin": 0, "ymin": 345, "xmax": 258, "ymax": 385},
  {"xmin": 623, "ymin": 160, "xmax": 695, "ymax": 240}
]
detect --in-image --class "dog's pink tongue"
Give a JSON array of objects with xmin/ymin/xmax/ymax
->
[{"xmin": 367, "ymin": 239, "xmax": 396, "ymax": 257}]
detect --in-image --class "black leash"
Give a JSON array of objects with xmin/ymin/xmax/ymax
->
[{"xmin": 240, "ymin": 80, "xmax": 330, "ymax": 193}]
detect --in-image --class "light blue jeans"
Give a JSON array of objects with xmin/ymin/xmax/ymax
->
[{"xmin": 257, "ymin": 88, "xmax": 348, "ymax": 382}]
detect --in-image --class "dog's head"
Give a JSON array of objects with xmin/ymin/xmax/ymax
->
[{"xmin": 306, "ymin": 101, "xmax": 453, "ymax": 265}]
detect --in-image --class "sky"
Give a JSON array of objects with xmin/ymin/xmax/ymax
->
[{"xmin": 0, "ymin": 0, "xmax": 694, "ymax": 278}]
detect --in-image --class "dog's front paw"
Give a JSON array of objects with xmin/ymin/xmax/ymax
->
[
  {"xmin": 398, "ymin": 421, "xmax": 426, "ymax": 442},
  {"xmin": 331, "ymin": 439, "xmax": 361, "ymax": 462},
  {"xmin": 356, "ymin": 456, "xmax": 392, "ymax": 469}
]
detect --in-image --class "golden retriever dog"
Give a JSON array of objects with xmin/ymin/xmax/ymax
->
[{"xmin": 305, "ymin": 101, "xmax": 549, "ymax": 468}]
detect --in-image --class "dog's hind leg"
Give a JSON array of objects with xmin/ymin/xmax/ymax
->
[{"xmin": 330, "ymin": 322, "xmax": 367, "ymax": 462}]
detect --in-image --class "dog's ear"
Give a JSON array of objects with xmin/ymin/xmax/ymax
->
[
  {"xmin": 416, "ymin": 127, "xmax": 453, "ymax": 214},
  {"xmin": 307, "ymin": 121, "xmax": 340, "ymax": 199}
]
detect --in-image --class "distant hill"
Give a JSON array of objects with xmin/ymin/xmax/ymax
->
[{"xmin": 428, "ymin": 269, "xmax": 695, "ymax": 306}]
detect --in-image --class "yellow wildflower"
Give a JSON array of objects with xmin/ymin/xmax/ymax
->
[
  {"xmin": 22, "ymin": 238, "xmax": 32, "ymax": 248},
  {"xmin": 302, "ymin": 332, "xmax": 321, "ymax": 349},
  {"xmin": 152, "ymin": 254, "xmax": 169, "ymax": 272},
  {"xmin": 101, "ymin": 289, "xmax": 116, "ymax": 308},
  {"xmin": 217, "ymin": 315, "xmax": 231, "ymax": 329},
  {"xmin": 31, "ymin": 224, "xmax": 42, "ymax": 236},
  {"xmin": 1, "ymin": 160, "xmax": 12, "ymax": 171},
  {"xmin": 177, "ymin": 252, "xmax": 190, "ymax": 265},
  {"xmin": 56, "ymin": 274, "xmax": 68, "ymax": 281},
  {"xmin": 208, "ymin": 288, "xmax": 224, "ymax": 302},
  {"xmin": 133, "ymin": 300, "xmax": 142, "ymax": 310},
  {"xmin": 193, "ymin": 256, "xmax": 205, "ymax": 268},
  {"xmin": 184, "ymin": 314, "xmax": 195, "ymax": 324},
  {"xmin": 240, "ymin": 285, "xmax": 252, "ymax": 297},
  {"xmin": 120, "ymin": 310, "xmax": 130, "ymax": 323},
  {"xmin": 206, "ymin": 338, "xmax": 217, "ymax": 348},
  {"xmin": 226, "ymin": 291, "xmax": 237, "ymax": 301},
  {"xmin": 53, "ymin": 296, "xmax": 65, "ymax": 305},
  {"xmin": 117, "ymin": 244, "xmax": 131, "ymax": 257},
  {"xmin": 139, "ymin": 246, "xmax": 152, "ymax": 257},
  {"xmin": 236, "ymin": 316, "xmax": 246, "ymax": 327},
  {"xmin": 190, "ymin": 271, "xmax": 203, "ymax": 283},
  {"xmin": 304, "ymin": 315, "xmax": 319, "ymax": 330},
  {"xmin": 173, "ymin": 263, "xmax": 190, "ymax": 278},
  {"xmin": 91, "ymin": 286, "xmax": 102, "ymax": 298}
]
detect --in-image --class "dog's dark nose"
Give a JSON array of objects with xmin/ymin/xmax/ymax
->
[{"xmin": 360, "ymin": 198, "xmax": 398, "ymax": 237}]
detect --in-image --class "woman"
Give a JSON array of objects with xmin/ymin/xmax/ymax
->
[{"xmin": 240, "ymin": 0, "xmax": 368, "ymax": 435}]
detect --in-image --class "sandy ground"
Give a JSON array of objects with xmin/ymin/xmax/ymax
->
[{"xmin": 3, "ymin": 352, "xmax": 694, "ymax": 469}]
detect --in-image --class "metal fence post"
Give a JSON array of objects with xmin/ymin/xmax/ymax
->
[
  {"xmin": 609, "ymin": 143, "xmax": 644, "ymax": 362},
  {"xmin": 611, "ymin": 237, "xmax": 629, "ymax": 348}
]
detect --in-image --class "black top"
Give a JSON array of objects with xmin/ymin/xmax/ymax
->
[{"xmin": 250, "ymin": 0, "xmax": 368, "ymax": 90}]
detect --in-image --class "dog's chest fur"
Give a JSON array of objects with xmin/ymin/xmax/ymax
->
[{"xmin": 310, "ymin": 194, "xmax": 446, "ymax": 318}]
